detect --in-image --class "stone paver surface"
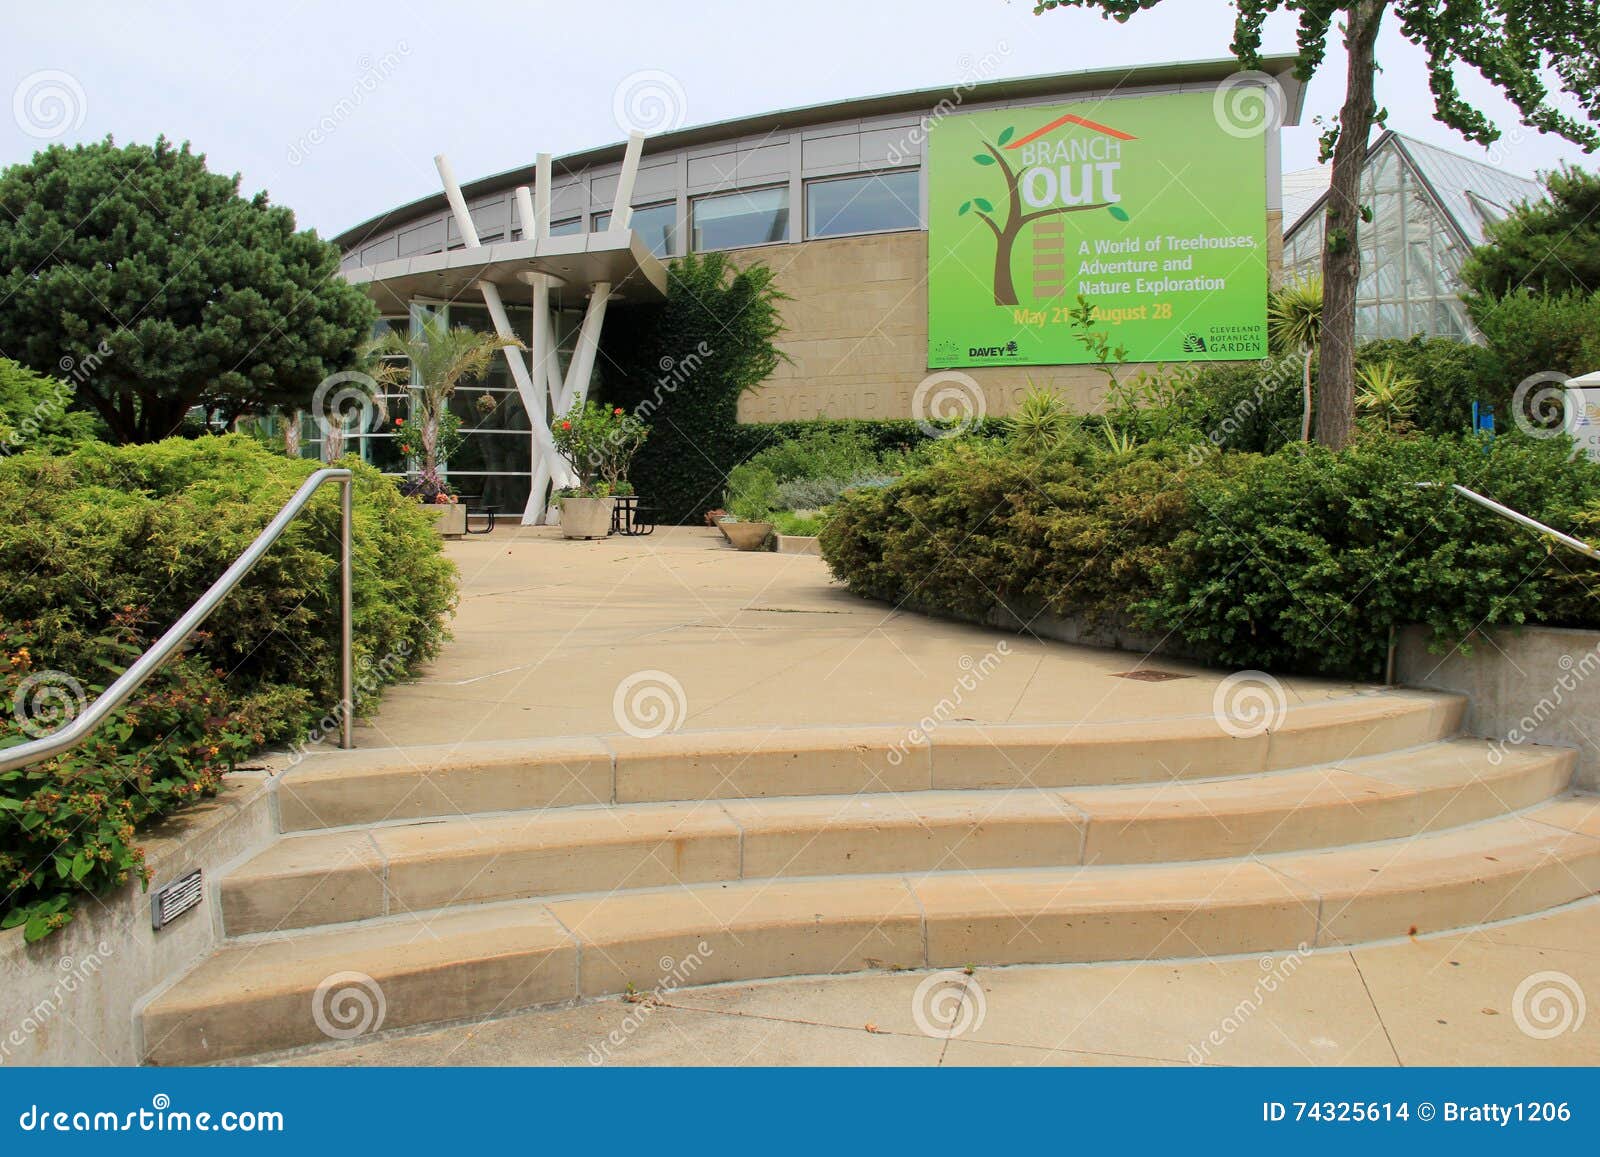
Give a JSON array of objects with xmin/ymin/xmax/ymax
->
[
  {"xmin": 352, "ymin": 525, "xmax": 1381, "ymax": 750},
  {"xmin": 286, "ymin": 900, "xmax": 1600, "ymax": 1067}
]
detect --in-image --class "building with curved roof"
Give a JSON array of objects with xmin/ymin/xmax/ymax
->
[{"xmin": 334, "ymin": 58, "xmax": 1305, "ymax": 519}]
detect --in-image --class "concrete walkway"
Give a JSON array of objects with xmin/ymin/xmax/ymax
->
[
  {"xmin": 355, "ymin": 524, "xmax": 1379, "ymax": 749},
  {"xmin": 292, "ymin": 900, "xmax": 1600, "ymax": 1067}
]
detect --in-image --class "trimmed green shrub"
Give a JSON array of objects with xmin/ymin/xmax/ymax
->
[
  {"xmin": 1354, "ymin": 337, "xmax": 1502, "ymax": 435},
  {"xmin": 1469, "ymin": 290, "xmax": 1600, "ymax": 398},
  {"xmin": 1143, "ymin": 434, "xmax": 1600, "ymax": 677},
  {"xmin": 0, "ymin": 434, "xmax": 457, "ymax": 938},
  {"xmin": 735, "ymin": 424, "xmax": 881, "ymax": 484},
  {"xmin": 773, "ymin": 510, "xmax": 829, "ymax": 536},
  {"xmin": 1189, "ymin": 355, "xmax": 1309, "ymax": 454},
  {"xmin": 821, "ymin": 439, "xmax": 1199, "ymax": 625},
  {"xmin": 0, "ymin": 357, "xmax": 100, "ymax": 455},
  {"xmin": 733, "ymin": 418, "xmax": 974, "ymax": 464},
  {"xmin": 822, "ymin": 432, "xmax": 1600, "ymax": 681}
]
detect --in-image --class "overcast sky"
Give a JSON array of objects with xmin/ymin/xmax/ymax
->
[{"xmin": 4, "ymin": 0, "xmax": 1592, "ymax": 237}]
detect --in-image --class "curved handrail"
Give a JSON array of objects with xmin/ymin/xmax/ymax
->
[
  {"xmin": 0, "ymin": 468, "xmax": 354, "ymax": 773},
  {"xmin": 1419, "ymin": 482, "xmax": 1600, "ymax": 562}
]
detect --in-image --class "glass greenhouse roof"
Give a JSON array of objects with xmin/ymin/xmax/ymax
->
[{"xmin": 1281, "ymin": 131, "xmax": 1544, "ymax": 343}]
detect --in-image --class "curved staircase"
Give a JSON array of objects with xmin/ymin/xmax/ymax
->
[{"xmin": 136, "ymin": 688, "xmax": 1600, "ymax": 1064}]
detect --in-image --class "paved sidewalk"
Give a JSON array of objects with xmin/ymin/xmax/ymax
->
[
  {"xmin": 290, "ymin": 900, "xmax": 1599, "ymax": 1067},
  {"xmin": 353, "ymin": 524, "xmax": 1379, "ymax": 750}
]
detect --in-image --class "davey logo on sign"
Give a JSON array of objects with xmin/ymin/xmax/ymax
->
[{"xmin": 968, "ymin": 339, "xmax": 1022, "ymax": 360}]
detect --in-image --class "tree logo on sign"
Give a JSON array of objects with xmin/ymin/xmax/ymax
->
[{"xmin": 958, "ymin": 112, "xmax": 1137, "ymax": 306}]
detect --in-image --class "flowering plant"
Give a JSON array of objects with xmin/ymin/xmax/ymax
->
[
  {"xmin": 392, "ymin": 410, "xmax": 463, "ymax": 471},
  {"xmin": 552, "ymin": 401, "xmax": 650, "ymax": 497}
]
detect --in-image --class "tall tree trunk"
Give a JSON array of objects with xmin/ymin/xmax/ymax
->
[{"xmin": 1317, "ymin": 0, "xmax": 1386, "ymax": 450}]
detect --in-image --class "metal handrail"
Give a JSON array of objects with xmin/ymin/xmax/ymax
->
[
  {"xmin": 0, "ymin": 468, "xmax": 354, "ymax": 773},
  {"xmin": 1419, "ymin": 482, "xmax": 1600, "ymax": 562}
]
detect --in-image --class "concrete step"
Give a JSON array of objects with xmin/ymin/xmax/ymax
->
[
  {"xmin": 142, "ymin": 796, "xmax": 1600, "ymax": 1064},
  {"xmin": 272, "ymin": 690, "xmax": 1465, "ymax": 831},
  {"xmin": 225, "ymin": 740, "xmax": 1571, "ymax": 935}
]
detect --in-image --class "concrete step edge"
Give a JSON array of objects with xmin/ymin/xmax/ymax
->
[
  {"xmin": 139, "ymin": 797, "xmax": 1600, "ymax": 1065},
  {"xmin": 221, "ymin": 743, "xmax": 1576, "ymax": 937},
  {"xmin": 271, "ymin": 691, "xmax": 1469, "ymax": 831}
]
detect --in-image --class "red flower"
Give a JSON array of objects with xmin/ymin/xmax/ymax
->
[
  {"xmin": 394, "ymin": 418, "xmax": 404, "ymax": 427},
  {"xmin": 560, "ymin": 420, "xmax": 571, "ymax": 429},
  {"xmin": 614, "ymin": 407, "xmax": 624, "ymax": 416}
]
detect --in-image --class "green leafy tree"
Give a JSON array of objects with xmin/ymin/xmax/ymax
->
[
  {"xmin": 0, "ymin": 136, "xmax": 376, "ymax": 443},
  {"xmin": 1462, "ymin": 163, "xmax": 1600, "ymax": 297},
  {"xmin": 1035, "ymin": 0, "xmax": 1600, "ymax": 450}
]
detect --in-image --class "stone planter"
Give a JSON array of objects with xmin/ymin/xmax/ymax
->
[
  {"xmin": 720, "ymin": 520, "xmax": 773, "ymax": 551},
  {"xmin": 422, "ymin": 502, "xmax": 467, "ymax": 539},
  {"xmin": 560, "ymin": 495, "xmax": 616, "ymax": 540}
]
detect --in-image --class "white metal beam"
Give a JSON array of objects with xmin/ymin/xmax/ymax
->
[
  {"xmin": 534, "ymin": 153, "xmax": 553, "ymax": 239},
  {"xmin": 608, "ymin": 132, "xmax": 645, "ymax": 234},
  {"xmin": 436, "ymin": 153, "xmax": 565, "ymax": 524},
  {"xmin": 560, "ymin": 282, "xmax": 611, "ymax": 413}
]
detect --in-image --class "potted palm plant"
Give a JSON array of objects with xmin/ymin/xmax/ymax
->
[{"xmin": 371, "ymin": 312, "xmax": 521, "ymax": 536}]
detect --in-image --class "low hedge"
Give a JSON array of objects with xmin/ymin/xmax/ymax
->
[
  {"xmin": 0, "ymin": 435, "xmax": 457, "ymax": 938},
  {"xmin": 821, "ymin": 432, "xmax": 1600, "ymax": 680}
]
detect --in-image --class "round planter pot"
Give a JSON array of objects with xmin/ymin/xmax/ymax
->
[
  {"xmin": 721, "ymin": 521, "xmax": 773, "ymax": 551},
  {"xmin": 422, "ymin": 502, "xmax": 467, "ymax": 539},
  {"xmin": 560, "ymin": 495, "xmax": 616, "ymax": 540}
]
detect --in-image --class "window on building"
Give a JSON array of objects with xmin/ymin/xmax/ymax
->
[
  {"xmin": 805, "ymin": 170, "xmax": 920, "ymax": 238},
  {"xmin": 691, "ymin": 186, "xmax": 789, "ymax": 251},
  {"xmin": 515, "ymin": 218, "xmax": 584, "ymax": 240},
  {"xmin": 591, "ymin": 201, "xmax": 678, "ymax": 256}
]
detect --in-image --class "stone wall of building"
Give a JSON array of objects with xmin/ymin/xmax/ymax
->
[{"xmin": 732, "ymin": 210, "xmax": 1284, "ymax": 424}]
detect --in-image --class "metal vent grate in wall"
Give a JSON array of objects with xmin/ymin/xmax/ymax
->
[{"xmin": 152, "ymin": 869, "xmax": 203, "ymax": 931}]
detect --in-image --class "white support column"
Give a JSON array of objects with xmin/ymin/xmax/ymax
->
[
  {"xmin": 438, "ymin": 153, "xmax": 566, "ymax": 525},
  {"xmin": 534, "ymin": 153, "xmax": 553, "ymax": 239},
  {"xmin": 477, "ymin": 279, "xmax": 566, "ymax": 520},
  {"xmin": 559, "ymin": 282, "xmax": 611, "ymax": 413},
  {"xmin": 434, "ymin": 154, "xmax": 479, "ymax": 247},
  {"xmin": 527, "ymin": 159, "xmax": 566, "ymax": 407},
  {"xmin": 608, "ymin": 131, "xmax": 645, "ymax": 234},
  {"xmin": 514, "ymin": 185, "xmax": 563, "ymax": 522}
]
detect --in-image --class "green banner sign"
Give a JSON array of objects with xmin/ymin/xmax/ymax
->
[{"xmin": 927, "ymin": 91, "xmax": 1269, "ymax": 367}]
